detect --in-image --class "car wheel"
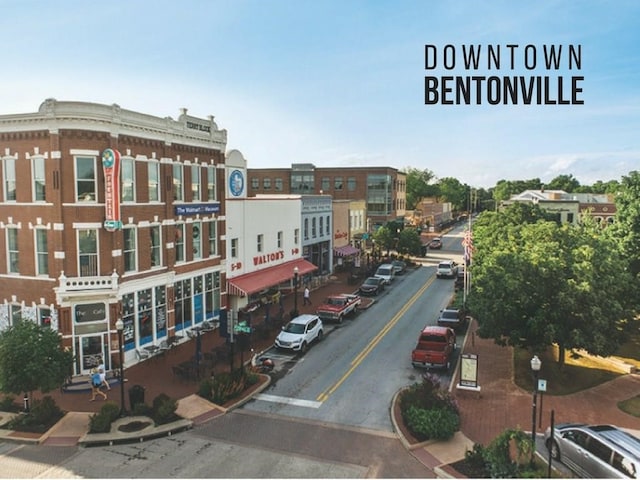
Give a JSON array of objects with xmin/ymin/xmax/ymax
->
[
  {"xmin": 300, "ymin": 341, "xmax": 308, "ymax": 353},
  {"xmin": 338, "ymin": 315, "xmax": 343, "ymax": 324},
  {"xmin": 317, "ymin": 330, "xmax": 324, "ymax": 342},
  {"xmin": 547, "ymin": 439, "xmax": 560, "ymax": 460}
]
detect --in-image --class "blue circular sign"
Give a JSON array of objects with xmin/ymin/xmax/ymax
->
[{"xmin": 229, "ymin": 169, "xmax": 244, "ymax": 197}]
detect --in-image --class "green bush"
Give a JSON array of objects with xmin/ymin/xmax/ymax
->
[
  {"xmin": 404, "ymin": 405, "xmax": 460, "ymax": 441},
  {"xmin": 30, "ymin": 396, "xmax": 64, "ymax": 425},
  {"xmin": 88, "ymin": 401, "xmax": 120, "ymax": 433},
  {"xmin": 399, "ymin": 373, "xmax": 460, "ymax": 441},
  {"xmin": 198, "ymin": 378, "xmax": 214, "ymax": 401},
  {"xmin": 151, "ymin": 394, "xmax": 178, "ymax": 425},
  {"xmin": 456, "ymin": 430, "xmax": 547, "ymax": 478},
  {"xmin": 6, "ymin": 396, "xmax": 64, "ymax": 433},
  {"xmin": 0, "ymin": 395, "xmax": 19, "ymax": 412}
]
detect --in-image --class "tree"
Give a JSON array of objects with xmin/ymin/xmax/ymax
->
[
  {"xmin": 403, "ymin": 167, "xmax": 437, "ymax": 210},
  {"xmin": 437, "ymin": 177, "xmax": 467, "ymax": 212},
  {"xmin": 469, "ymin": 204, "xmax": 635, "ymax": 367},
  {"xmin": 608, "ymin": 170, "xmax": 640, "ymax": 278},
  {"xmin": 396, "ymin": 228, "xmax": 422, "ymax": 256},
  {"xmin": 0, "ymin": 320, "xmax": 74, "ymax": 404},
  {"xmin": 492, "ymin": 178, "xmax": 542, "ymax": 204},
  {"xmin": 545, "ymin": 174, "xmax": 581, "ymax": 192},
  {"xmin": 372, "ymin": 225, "xmax": 395, "ymax": 256}
]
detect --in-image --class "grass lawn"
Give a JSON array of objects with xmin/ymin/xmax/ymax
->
[{"xmin": 513, "ymin": 346, "xmax": 624, "ymax": 396}]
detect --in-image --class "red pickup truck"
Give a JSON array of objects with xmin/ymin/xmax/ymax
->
[
  {"xmin": 316, "ymin": 294, "xmax": 361, "ymax": 323},
  {"xmin": 411, "ymin": 325, "xmax": 456, "ymax": 370}
]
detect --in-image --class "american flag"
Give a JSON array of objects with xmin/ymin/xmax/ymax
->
[{"xmin": 461, "ymin": 228, "xmax": 474, "ymax": 265}]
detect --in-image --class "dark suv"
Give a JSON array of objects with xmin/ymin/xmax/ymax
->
[{"xmin": 437, "ymin": 308, "xmax": 465, "ymax": 331}]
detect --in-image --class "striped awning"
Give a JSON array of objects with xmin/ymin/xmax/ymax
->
[
  {"xmin": 227, "ymin": 258, "xmax": 317, "ymax": 297},
  {"xmin": 333, "ymin": 245, "xmax": 360, "ymax": 257}
]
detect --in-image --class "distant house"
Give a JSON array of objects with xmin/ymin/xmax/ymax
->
[{"xmin": 502, "ymin": 190, "xmax": 616, "ymax": 225}]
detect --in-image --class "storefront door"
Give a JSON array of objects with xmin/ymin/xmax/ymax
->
[{"xmin": 79, "ymin": 335, "xmax": 105, "ymax": 374}]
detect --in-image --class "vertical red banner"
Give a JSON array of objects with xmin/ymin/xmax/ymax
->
[{"xmin": 102, "ymin": 148, "xmax": 122, "ymax": 231}]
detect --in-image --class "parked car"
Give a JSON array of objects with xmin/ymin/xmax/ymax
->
[
  {"xmin": 436, "ymin": 260, "xmax": 458, "ymax": 278},
  {"xmin": 437, "ymin": 308, "xmax": 466, "ymax": 332},
  {"xmin": 391, "ymin": 260, "xmax": 407, "ymax": 275},
  {"xmin": 359, "ymin": 276, "xmax": 385, "ymax": 296},
  {"xmin": 411, "ymin": 325, "xmax": 456, "ymax": 370},
  {"xmin": 428, "ymin": 237, "xmax": 443, "ymax": 249},
  {"xmin": 316, "ymin": 294, "xmax": 361, "ymax": 323},
  {"xmin": 275, "ymin": 314, "xmax": 324, "ymax": 353},
  {"xmin": 454, "ymin": 267, "xmax": 465, "ymax": 291},
  {"xmin": 544, "ymin": 423, "xmax": 640, "ymax": 478},
  {"xmin": 374, "ymin": 263, "xmax": 395, "ymax": 284}
]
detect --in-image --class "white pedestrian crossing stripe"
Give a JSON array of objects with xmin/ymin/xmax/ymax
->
[{"xmin": 254, "ymin": 393, "xmax": 323, "ymax": 409}]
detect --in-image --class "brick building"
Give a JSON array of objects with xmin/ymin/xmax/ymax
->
[
  {"xmin": 0, "ymin": 99, "xmax": 227, "ymax": 375},
  {"xmin": 247, "ymin": 163, "xmax": 407, "ymax": 230}
]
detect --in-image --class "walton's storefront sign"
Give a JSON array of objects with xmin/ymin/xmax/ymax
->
[{"xmin": 102, "ymin": 148, "xmax": 122, "ymax": 231}]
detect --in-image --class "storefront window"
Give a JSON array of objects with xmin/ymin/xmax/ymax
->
[
  {"xmin": 174, "ymin": 278, "xmax": 193, "ymax": 331},
  {"xmin": 137, "ymin": 289, "xmax": 153, "ymax": 345},
  {"xmin": 122, "ymin": 293, "xmax": 136, "ymax": 352},
  {"xmin": 205, "ymin": 272, "xmax": 220, "ymax": 321},
  {"xmin": 155, "ymin": 286, "xmax": 167, "ymax": 337}
]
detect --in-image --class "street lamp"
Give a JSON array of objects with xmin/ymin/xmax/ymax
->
[
  {"xmin": 292, "ymin": 266, "xmax": 299, "ymax": 318},
  {"xmin": 530, "ymin": 354, "xmax": 542, "ymax": 455},
  {"xmin": 115, "ymin": 318, "xmax": 125, "ymax": 416}
]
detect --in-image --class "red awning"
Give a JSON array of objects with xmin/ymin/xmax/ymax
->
[
  {"xmin": 334, "ymin": 245, "xmax": 360, "ymax": 257},
  {"xmin": 227, "ymin": 258, "xmax": 317, "ymax": 297}
]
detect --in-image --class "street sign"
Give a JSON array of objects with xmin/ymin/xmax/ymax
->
[{"xmin": 538, "ymin": 378, "xmax": 547, "ymax": 392}]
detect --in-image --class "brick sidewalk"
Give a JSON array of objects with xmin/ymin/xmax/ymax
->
[{"xmin": 454, "ymin": 318, "xmax": 640, "ymax": 446}]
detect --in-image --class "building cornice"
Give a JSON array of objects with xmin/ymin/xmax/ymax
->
[{"xmin": 0, "ymin": 99, "xmax": 227, "ymax": 151}]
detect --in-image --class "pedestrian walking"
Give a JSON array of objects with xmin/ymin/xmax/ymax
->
[
  {"xmin": 97, "ymin": 358, "xmax": 111, "ymax": 391},
  {"xmin": 303, "ymin": 286, "xmax": 311, "ymax": 305},
  {"xmin": 90, "ymin": 368, "xmax": 107, "ymax": 401}
]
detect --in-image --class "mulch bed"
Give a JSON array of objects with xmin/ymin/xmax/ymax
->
[{"xmin": 118, "ymin": 420, "xmax": 151, "ymax": 433}]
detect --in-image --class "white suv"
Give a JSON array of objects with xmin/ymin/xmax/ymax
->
[
  {"xmin": 275, "ymin": 314, "xmax": 324, "ymax": 352},
  {"xmin": 436, "ymin": 260, "xmax": 458, "ymax": 279}
]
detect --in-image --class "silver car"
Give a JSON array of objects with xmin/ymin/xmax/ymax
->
[{"xmin": 545, "ymin": 423, "xmax": 640, "ymax": 478}]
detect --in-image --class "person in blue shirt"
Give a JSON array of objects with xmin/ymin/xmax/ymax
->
[{"xmin": 90, "ymin": 368, "xmax": 107, "ymax": 401}]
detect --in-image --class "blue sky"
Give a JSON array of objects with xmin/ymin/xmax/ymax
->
[{"xmin": 2, "ymin": 0, "xmax": 638, "ymax": 188}]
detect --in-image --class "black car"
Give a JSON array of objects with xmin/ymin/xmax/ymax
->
[
  {"xmin": 436, "ymin": 308, "xmax": 465, "ymax": 331},
  {"xmin": 359, "ymin": 276, "xmax": 385, "ymax": 296}
]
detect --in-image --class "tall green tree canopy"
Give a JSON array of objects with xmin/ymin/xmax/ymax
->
[
  {"xmin": 396, "ymin": 228, "xmax": 422, "ymax": 255},
  {"xmin": 437, "ymin": 177, "xmax": 468, "ymax": 212},
  {"xmin": 469, "ymin": 203, "xmax": 636, "ymax": 366},
  {"xmin": 492, "ymin": 178, "xmax": 542, "ymax": 203},
  {"xmin": 0, "ymin": 320, "xmax": 74, "ymax": 400},
  {"xmin": 608, "ymin": 170, "xmax": 640, "ymax": 277},
  {"xmin": 403, "ymin": 167, "xmax": 436, "ymax": 210}
]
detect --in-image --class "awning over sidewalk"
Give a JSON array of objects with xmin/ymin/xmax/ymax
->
[
  {"xmin": 227, "ymin": 258, "xmax": 318, "ymax": 297},
  {"xmin": 333, "ymin": 245, "xmax": 360, "ymax": 257}
]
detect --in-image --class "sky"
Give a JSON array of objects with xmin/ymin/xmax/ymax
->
[{"xmin": 1, "ymin": 0, "xmax": 638, "ymax": 189}]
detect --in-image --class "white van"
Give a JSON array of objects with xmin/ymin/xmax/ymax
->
[{"xmin": 374, "ymin": 263, "xmax": 395, "ymax": 284}]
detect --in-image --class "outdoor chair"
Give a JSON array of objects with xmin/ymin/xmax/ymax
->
[{"xmin": 136, "ymin": 349, "xmax": 150, "ymax": 361}]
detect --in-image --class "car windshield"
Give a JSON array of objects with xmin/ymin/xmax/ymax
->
[
  {"xmin": 364, "ymin": 278, "xmax": 378, "ymax": 285},
  {"xmin": 376, "ymin": 267, "xmax": 391, "ymax": 275},
  {"xmin": 283, "ymin": 323, "xmax": 305, "ymax": 334},
  {"xmin": 438, "ymin": 262, "xmax": 451, "ymax": 269},
  {"xmin": 327, "ymin": 297, "xmax": 346, "ymax": 305},
  {"xmin": 442, "ymin": 311, "xmax": 458, "ymax": 319}
]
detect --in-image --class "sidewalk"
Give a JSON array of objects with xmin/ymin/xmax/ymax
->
[{"xmin": 4, "ymin": 262, "xmax": 640, "ymax": 478}]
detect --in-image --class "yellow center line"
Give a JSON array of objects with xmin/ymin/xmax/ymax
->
[{"xmin": 316, "ymin": 275, "xmax": 435, "ymax": 402}]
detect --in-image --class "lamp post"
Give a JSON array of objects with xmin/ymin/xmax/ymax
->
[
  {"xmin": 115, "ymin": 318, "xmax": 125, "ymax": 416},
  {"xmin": 530, "ymin": 355, "xmax": 542, "ymax": 455},
  {"xmin": 292, "ymin": 266, "xmax": 299, "ymax": 318}
]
